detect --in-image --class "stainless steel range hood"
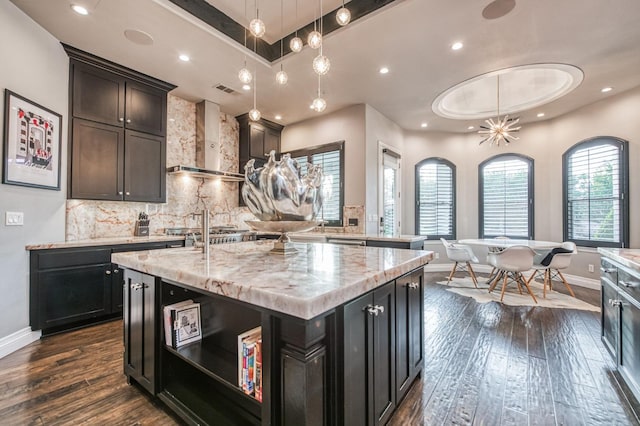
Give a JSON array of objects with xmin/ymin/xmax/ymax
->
[{"xmin": 167, "ymin": 100, "xmax": 244, "ymax": 182}]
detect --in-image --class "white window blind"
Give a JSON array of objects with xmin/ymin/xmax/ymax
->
[
  {"xmin": 416, "ymin": 159, "xmax": 454, "ymax": 239},
  {"xmin": 481, "ymin": 156, "xmax": 532, "ymax": 238},
  {"xmin": 565, "ymin": 142, "xmax": 623, "ymax": 245},
  {"xmin": 290, "ymin": 142, "xmax": 343, "ymax": 226}
]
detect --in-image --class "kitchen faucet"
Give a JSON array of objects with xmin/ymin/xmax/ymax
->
[{"xmin": 191, "ymin": 209, "xmax": 210, "ymax": 256}]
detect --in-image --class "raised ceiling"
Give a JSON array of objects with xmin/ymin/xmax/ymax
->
[{"xmin": 9, "ymin": 0, "xmax": 640, "ymax": 132}]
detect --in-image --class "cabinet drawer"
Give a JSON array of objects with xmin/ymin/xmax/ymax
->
[
  {"xmin": 35, "ymin": 247, "xmax": 111, "ymax": 269},
  {"xmin": 618, "ymin": 265, "xmax": 640, "ymax": 302},
  {"xmin": 601, "ymin": 259, "xmax": 618, "ymax": 285}
]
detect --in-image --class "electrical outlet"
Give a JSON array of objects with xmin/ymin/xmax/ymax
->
[
  {"xmin": 6, "ymin": 211, "xmax": 24, "ymax": 226},
  {"xmin": 435, "ymin": 253, "xmax": 440, "ymax": 259},
  {"xmin": 588, "ymin": 264, "xmax": 594, "ymax": 273}
]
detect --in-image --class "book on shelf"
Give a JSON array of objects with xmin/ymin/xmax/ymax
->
[
  {"xmin": 163, "ymin": 300, "xmax": 202, "ymax": 348},
  {"xmin": 237, "ymin": 326, "xmax": 262, "ymax": 400}
]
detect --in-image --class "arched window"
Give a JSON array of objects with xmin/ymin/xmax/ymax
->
[
  {"xmin": 415, "ymin": 158, "xmax": 455, "ymax": 239},
  {"xmin": 563, "ymin": 137, "xmax": 629, "ymax": 248},
  {"xmin": 479, "ymin": 154, "xmax": 534, "ymax": 239}
]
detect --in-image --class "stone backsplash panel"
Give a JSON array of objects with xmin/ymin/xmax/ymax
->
[{"xmin": 66, "ymin": 94, "xmax": 254, "ymax": 240}]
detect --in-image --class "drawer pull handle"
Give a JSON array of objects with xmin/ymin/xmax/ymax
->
[
  {"xmin": 131, "ymin": 283, "xmax": 146, "ymax": 291},
  {"xmin": 407, "ymin": 282, "xmax": 419, "ymax": 289},
  {"xmin": 365, "ymin": 305, "xmax": 385, "ymax": 316},
  {"xmin": 621, "ymin": 281, "xmax": 637, "ymax": 288},
  {"xmin": 601, "ymin": 267, "xmax": 616, "ymax": 273},
  {"xmin": 609, "ymin": 299, "xmax": 622, "ymax": 307}
]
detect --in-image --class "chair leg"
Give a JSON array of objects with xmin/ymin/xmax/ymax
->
[
  {"xmin": 488, "ymin": 270, "xmax": 502, "ymax": 292},
  {"xmin": 543, "ymin": 269, "xmax": 549, "ymax": 299},
  {"xmin": 447, "ymin": 262, "xmax": 458, "ymax": 284},
  {"xmin": 520, "ymin": 272, "xmax": 538, "ymax": 304},
  {"xmin": 500, "ymin": 273, "xmax": 509, "ymax": 302},
  {"xmin": 514, "ymin": 273, "xmax": 523, "ymax": 294},
  {"xmin": 467, "ymin": 262, "xmax": 479, "ymax": 288},
  {"xmin": 557, "ymin": 270, "xmax": 576, "ymax": 297}
]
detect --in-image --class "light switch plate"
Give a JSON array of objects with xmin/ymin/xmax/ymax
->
[{"xmin": 6, "ymin": 211, "xmax": 24, "ymax": 226}]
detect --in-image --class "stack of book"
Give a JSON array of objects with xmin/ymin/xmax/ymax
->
[
  {"xmin": 238, "ymin": 326, "xmax": 262, "ymax": 401},
  {"xmin": 163, "ymin": 300, "xmax": 202, "ymax": 348}
]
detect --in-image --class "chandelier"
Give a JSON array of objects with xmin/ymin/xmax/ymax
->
[
  {"xmin": 478, "ymin": 74, "xmax": 521, "ymax": 146},
  {"xmin": 290, "ymin": 0, "xmax": 303, "ymax": 52},
  {"xmin": 336, "ymin": 0, "xmax": 351, "ymax": 26},
  {"xmin": 275, "ymin": 0, "xmax": 288, "ymax": 85},
  {"xmin": 249, "ymin": 0, "xmax": 265, "ymax": 38}
]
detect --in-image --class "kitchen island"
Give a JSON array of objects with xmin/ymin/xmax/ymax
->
[{"xmin": 112, "ymin": 240, "xmax": 433, "ymax": 425}]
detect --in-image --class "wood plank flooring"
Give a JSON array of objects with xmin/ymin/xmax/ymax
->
[{"xmin": 0, "ymin": 272, "xmax": 637, "ymax": 425}]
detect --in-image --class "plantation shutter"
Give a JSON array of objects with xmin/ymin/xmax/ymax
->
[
  {"xmin": 566, "ymin": 143, "xmax": 622, "ymax": 245},
  {"xmin": 481, "ymin": 157, "xmax": 531, "ymax": 238},
  {"xmin": 312, "ymin": 150, "xmax": 341, "ymax": 223},
  {"xmin": 416, "ymin": 160, "xmax": 454, "ymax": 239}
]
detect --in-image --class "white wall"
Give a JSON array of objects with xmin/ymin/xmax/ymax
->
[
  {"xmin": 0, "ymin": 3, "xmax": 69, "ymax": 343},
  {"xmin": 281, "ymin": 104, "xmax": 366, "ymax": 207}
]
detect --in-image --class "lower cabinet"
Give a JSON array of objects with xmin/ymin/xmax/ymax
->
[
  {"xmin": 395, "ymin": 269, "xmax": 424, "ymax": 403},
  {"xmin": 600, "ymin": 257, "xmax": 640, "ymax": 403},
  {"xmin": 342, "ymin": 281, "xmax": 396, "ymax": 426},
  {"xmin": 29, "ymin": 240, "xmax": 183, "ymax": 335},
  {"xmin": 123, "ymin": 269, "xmax": 158, "ymax": 395}
]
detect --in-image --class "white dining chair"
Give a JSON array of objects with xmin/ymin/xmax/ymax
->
[
  {"xmin": 527, "ymin": 241, "xmax": 577, "ymax": 298},
  {"xmin": 487, "ymin": 245, "xmax": 537, "ymax": 303},
  {"xmin": 440, "ymin": 238, "xmax": 480, "ymax": 287}
]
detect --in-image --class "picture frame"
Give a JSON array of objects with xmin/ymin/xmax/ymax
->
[{"xmin": 3, "ymin": 89, "xmax": 62, "ymax": 190}]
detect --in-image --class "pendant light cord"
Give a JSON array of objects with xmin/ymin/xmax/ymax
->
[{"xmin": 497, "ymin": 74, "xmax": 500, "ymax": 116}]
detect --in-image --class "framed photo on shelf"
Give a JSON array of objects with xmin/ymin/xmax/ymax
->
[
  {"xmin": 3, "ymin": 89, "xmax": 62, "ymax": 190},
  {"xmin": 174, "ymin": 303, "xmax": 202, "ymax": 347}
]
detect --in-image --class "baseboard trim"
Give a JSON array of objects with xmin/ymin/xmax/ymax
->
[
  {"xmin": 424, "ymin": 263, "xmax": 600, "ymax": 290},
  {"xmin": 0, "ymin": 327, "xmax": 41, "ymax": 359}
]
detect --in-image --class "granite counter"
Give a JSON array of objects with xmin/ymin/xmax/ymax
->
[{"xmin": 112, "ymin": 240, "xmax": 433, "ymax": 320}]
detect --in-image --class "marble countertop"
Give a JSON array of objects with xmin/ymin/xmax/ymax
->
[
  {"xmin": 112, "ymin": 241, "xmax": 434, "ymax": 320},
  {"xmin": 598, "ymin": 248, "xmax": 640, "ymax": 274},
  {"xmin": 26, "ymin": 235, "xmax": 185, "ymax": 250},
  {"xmin": 260, "ymin": 232, "xmax": 428, "ymax": 243}
]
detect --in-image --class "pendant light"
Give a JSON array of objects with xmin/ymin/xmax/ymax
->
[
  {"xmin": 238, "ymin": 0, "xmax": 252, "ymax": 85},
  {"xmin": 249, "ymin": 0, "xmax": 266, "ymax": 38},
  {"xmin": 308, "ymin": 2, "xmax": 322, "ymax": 49},
  {"xmin": 336, "ymin": 0, "xmax": 351, "ymax": 26},
  {"xmin": 478, "ymin": 74, "xmax": 521, "ymax": 146},
  {"xmin": 311, "ymin": 75, "xmax": 327, "ymax": 112},
  {"xmin": 249, "ymin": 68, "xmax": 261, "ymax": 121},
  {"xmin": 290, "ymin": 0, "xmax": 303, "ymax": 52},
  {"xmin": 276, "ymin": 0, "xmax": 288, "ymax": 85},
  {"xmin": 313, "ymin": 0, "xmax": 330, "ymax": 75}
]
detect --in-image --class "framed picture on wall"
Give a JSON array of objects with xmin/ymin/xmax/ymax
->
[{"xmin": 3, "ymin": 89, "xmax": 62, "ymax": 190}]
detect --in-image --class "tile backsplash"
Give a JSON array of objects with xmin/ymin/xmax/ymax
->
[{"xmin": 66, "ymin": 95, "xmax": 255, "ymax": 240}]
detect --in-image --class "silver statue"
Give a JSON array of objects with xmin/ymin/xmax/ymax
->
[{"xmin": 242, "ymin": 151, "xmax": 325, "ymax": 221}]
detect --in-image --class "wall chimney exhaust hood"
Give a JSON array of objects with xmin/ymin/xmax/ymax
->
[{"xmin": 167, "ymin": 100, "xmax": 244, "ymax": 182}]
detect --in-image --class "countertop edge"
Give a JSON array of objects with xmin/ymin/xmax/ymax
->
[
  {"xmin": 26, "ymin": 235, "xmax": 186, "ymax": 250},
  {"xmin": 598, "ymin": 248, "xmax": 640, "ymax": 273}
]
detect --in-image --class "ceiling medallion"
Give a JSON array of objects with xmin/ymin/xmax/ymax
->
[{"xmin": 478, "ymin": 75, "xmax": 521, "ymax": 146}]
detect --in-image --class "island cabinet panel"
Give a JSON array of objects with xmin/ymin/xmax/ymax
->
[
  {"xmin": 395, "ymin": 269, "xmax": 424, "ymax": 403},
  {"xmin": 342, "ymin": 281, "xmax": 396, "ymax": 426},
  {"xmin": 123, "ymin": 269, "xmax": 158, "ymax": 395}
]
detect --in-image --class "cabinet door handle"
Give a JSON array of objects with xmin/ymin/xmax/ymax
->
[
  {"xmin": 126, "ymin": 119, "xmax": 131, "ymax": 124},
  {"xmin": 366, "ymin": 305, "xmax": 379, "ymax": 316},
  {"xmin": 375, "ymin": 305, "xmax": 385, "ymax": 314},
  {"xmin": 601, "ymin": 267, "xmax": 616, "ymax": 273},
  {"xmin": 105, "ymin": 270, "xmax": 111, "ymax": 275},
  {"xmin": 620, "ymin": 281, "xmax": 638, "ymax": 288},
  {"xmin": 609, "ymin": 299, "xmax": 622, "ymax": 307},
  {"xmin": 113, "ymin": 269, "xmax": 120, "ymax": 274},
  {"xmin": 125, "ymin": 191, "xmax": 130, "ymax": 196},
  {"xmin": 119, "ymin": 117, "xmax": 124, "ymax": 122},
  {"xmin": 131, "ymin": 283, "xmax": 146, "ymax": 290},
  {"xmin": 118, "ymin": 191, "xmax": 123, "ymax": 195},
  {"xmin": 407, "ymin": 282, "xmax": 419, "ymax": 289}
]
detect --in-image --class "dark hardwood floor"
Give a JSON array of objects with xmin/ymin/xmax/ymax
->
[{"xmin": 0, "ymin": 272, "xmax": 636, "ymax": 425}]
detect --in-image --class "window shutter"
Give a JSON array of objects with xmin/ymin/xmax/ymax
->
[
  {"xmin": 481, "ymin": 157, "xmax": 531, "ymax": 238},
  {"xmin": 416, "ymin": 160, "xmax": 454, "ymax": 239},
  {"xmin": 312, "ymin": 150, "xmax": 341, "ymax": 223}
]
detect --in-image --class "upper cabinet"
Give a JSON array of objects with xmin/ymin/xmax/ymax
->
[
  {"xmin": 237, "ymin": 113, "xmax": 283, "ymax": 172},
  {"xmin": 64, "ymin": 44, "xmax": 175, "ymax": 202}
]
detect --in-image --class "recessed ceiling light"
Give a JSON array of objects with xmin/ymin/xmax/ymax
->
[
  {"xmin": 242, "ymin": 84, "xmax": 251, "ymax": 91},
  {"xmin": 71, "ymin": 4, "xmax": 89, "ymax": 15},
  {"xmin": 451, "ymin": 41, "xmax": 463, "ymax": 51},
  {"xmin": 537, "ymin": 112, "xmax": 545, "ymax": 118},
  {"xmin": 601, "ymin": 87, "xmax": 613, "ymax": 93},
  {"xmin": 275, "ymin": 115, "xmax": 282, "ymax": 120},
  {"xmin": 379, "ymin": 67, "xmax": 389, "ymax": 74},
  {"xmin": 421, "ymin": 123, "xmax": 428, "ymax": 128},
  {"xmin": 178, "ymin": 54, "xmax": 190, "ymax": 62},
  {"xmin": 468, "ymin": 126, "xmax": 475, "ymax": 130}
]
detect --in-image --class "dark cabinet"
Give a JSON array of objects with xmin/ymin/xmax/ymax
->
[
  {"xmin": 123, "ymin": 269, "xmax": 158, "ymax": 394},
  {"xmin": 64, "ymin": 44, "xmax": 175, "ymax": 202},
  {"xmin": 29, "ymin": 240, "xmax": 183, "ymax": 335},
  {"xmin": 600, "ymin": 256, "xmax": 640, "ymax": 404},
  {"xmin": 237, "ymin": 113, "xmax": 283, "ymax": 172},
  {"xmin": 395, "ymin": 269, "xmax": 424, "ymax": 403},
  {"xmin": 342, "ymin": 281, "xmax": 396, "ymax": 426}
]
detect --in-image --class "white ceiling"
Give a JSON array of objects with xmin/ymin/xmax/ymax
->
[{"xmin": 10, "ymin": 0, "xmax": 640, "ymax": 132}]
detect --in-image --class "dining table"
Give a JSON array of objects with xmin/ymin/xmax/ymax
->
[{"xmin": 458, "ymin": 238, "xmax": 563, "ymax": 250}]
